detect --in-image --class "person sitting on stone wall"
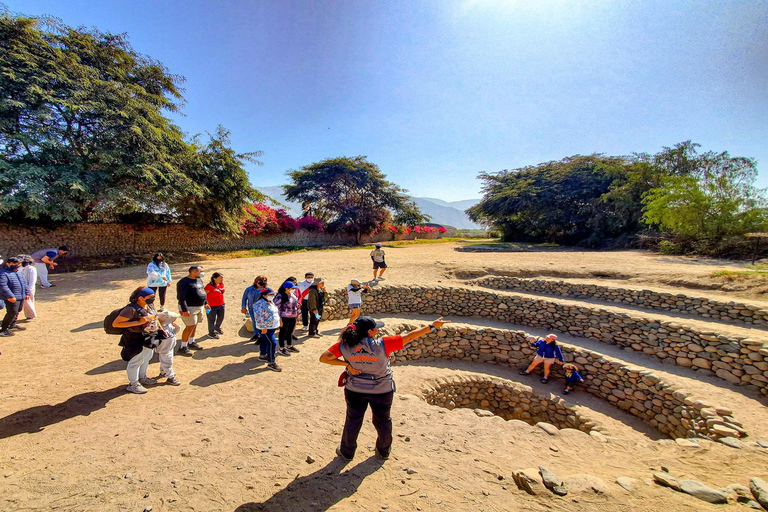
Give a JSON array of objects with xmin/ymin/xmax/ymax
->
[{"xmin": 519, "ymin": 334, "xmax": 564, "ymax": 384}]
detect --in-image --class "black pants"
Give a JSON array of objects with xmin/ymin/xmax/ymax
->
[
  {"xmin": 340, "ymin": 389, "xmax": 394, "ymax": 459},
  {"xmin": 308, "ymin": 312, "xmax": 320, "ymax": 336},
  {"xmin": 206, "ymin": 305, "xmax": 225, "ymax": 335},
  {"xmin": 1, "ymin": 300, "xmax": 21, "ymax": 332},
  {"xmin": 278, "ymin": 317, "xmax": 296, "ymax": 347},
  {"xmin": 301, "ymin": 301, "xmax": 309, "ymax": 327},
  {"xmin": 149, "ymin": 286, "xmax": 167, "ymax": 307}
]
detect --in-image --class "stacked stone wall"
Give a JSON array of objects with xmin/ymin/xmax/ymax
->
[
  {"xmin": 0, "ymin": 223, "xmax": 420, "ymax": 258},
  {"xmin": 471, "ymin": 276, "xmax": 768, "ymax": 328},
  {"xmin": 422, "ymin": 375, "xmax": 597, "ymax": 432},
  {"xmin": 322, "ymin": 286, "xmax": 768, "ymax": 395},
  {"xmin": 376, "ymin": 322, "xmax": 740, "ymax": 440}
]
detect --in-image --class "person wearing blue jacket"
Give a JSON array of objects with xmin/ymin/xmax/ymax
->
[
  {"xmin": 519, "ymin": 333, "xmax": 564, "ymax": 384},
  {"xmin": 563, "ymin": 363, "xmax": 585, "ymax": 394},
  {"xmin": 0, "ymin": 257, "xmax": 29, "ymax": 337},
  {"xmin": 146, "ymin": 253, "xmax": 172, "ymax": 307}
]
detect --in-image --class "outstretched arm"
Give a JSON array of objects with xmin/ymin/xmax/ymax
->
[{"xmin": 402, "ymin": 317, "xmax": 451, "ymax": 346}]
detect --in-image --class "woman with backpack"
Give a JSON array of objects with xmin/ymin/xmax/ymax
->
[
  {"xmin": 146, "ymin": 253, "xmax": 172, "ymax": 308},
  {"xmin": 111, "ymin": 287, "xmax": 162, "ymax": 394}
]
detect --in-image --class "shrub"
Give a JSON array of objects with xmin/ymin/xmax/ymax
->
[{"xmin": 298, "ymin": 215, "xmax": 324, "ymax": 232}]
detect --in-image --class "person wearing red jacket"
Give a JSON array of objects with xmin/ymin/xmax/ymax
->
[{"xmin": 204, "ymin": 272, "xmax": 226, "ymax": 339}]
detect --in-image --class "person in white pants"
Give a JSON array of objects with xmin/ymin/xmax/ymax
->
[
  {"xmin": 156, "ymin": 309, "xmax": 181, "ymax": 385},
  {"xmin": 18, "ymin": 255, "xmax": 37, "ymax": 320},
  {"xmin": 30, "ymin": 246, "xmax": 69, "ymax": 288},
  {"xmin": 112, "ymin": 287, "xmax": 160, "ymax": 394}
]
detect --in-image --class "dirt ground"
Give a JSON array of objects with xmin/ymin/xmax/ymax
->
[{"xmin": 1, "ymin": 243, "xmax": 768, "ymax": 511}]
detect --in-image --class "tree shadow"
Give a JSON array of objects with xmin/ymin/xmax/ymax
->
[
  {"xmin": 70, "ymin": 321, "xmax": 104, "ymax": 333},
  {"xmin": 234, "ymin": 456, "xmax": 384, "ymax": 512},
  {"xmin": 0, "ymin": 386, "xmax": 126, "ymax": 440},
  {"xmin": 189, "ymin": 356, "xmax": 271, "ymax": 387}
]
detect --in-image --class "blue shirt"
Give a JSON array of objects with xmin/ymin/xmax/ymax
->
[
  {"xmin": 532, "ymin": 339, "xmax": 564, "ymax": 362},
  {"xmin": 564, "ymin": 369, "xmax": 584, "ymax": 383}
]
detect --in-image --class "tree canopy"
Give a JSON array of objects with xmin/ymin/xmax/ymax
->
[
  {"xmin": 0, "ymin": 10, "xmax": 262, "ymax": 233},
  {"xmin": 284, "ymin": 156, "xmax": 429, "ymax": 244}
]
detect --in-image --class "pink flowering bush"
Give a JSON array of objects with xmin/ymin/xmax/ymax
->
[
  {"xmin": 240, "ymin": 203, "xmax": 310, "ymax": 235},
  {"xmin": 297, "ymin": 215, "xmax": 324, "ymax": 232}
]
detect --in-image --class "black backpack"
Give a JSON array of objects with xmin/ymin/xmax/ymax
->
[{"xmin": 103, "ymin": 304, "xmax": 142, "ymax": 335}]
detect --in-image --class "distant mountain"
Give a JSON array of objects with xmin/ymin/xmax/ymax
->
[{"xmin": 255, "ymin": 186, "xmax": 482, "ymax": 229}]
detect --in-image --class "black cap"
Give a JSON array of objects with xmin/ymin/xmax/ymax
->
[{"xmin": 354, "ymin": 316, "xmax": 385, "ymax": 332}]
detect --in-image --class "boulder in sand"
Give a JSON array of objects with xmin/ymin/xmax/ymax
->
[
  {"xmin": 678, "ymin": 480, "xmax": 727, "ymax": 504},
  {"xmin": 539, "ymin": 466, "xmax": 568, "ymax": 496},
  {"xmin": 653, "ymin": 472, "xmax": 681, "ymax": 491},
  {"xmin": 512, "ymin": 468, "xmax": 544, "ymax": 496},
  {"xmin": 750, "ymin": 478, "xmax": 768, "ymax": 510}
]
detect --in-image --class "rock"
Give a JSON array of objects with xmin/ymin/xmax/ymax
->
[
  {"xmin": 474, "ymin": 409, "xmax": 495, "ymax": 418},
  {"xmin": 143, "ymin": 507, "xmax": 153, "ymax": 512},
  {"xmin": 536, "ymin": 422, "xmax": 559, "ymax": 436},
  {"xmin": 405, "ymin": 468, "xmax": 418, "ymax": 475},
  {"xmin": 724, "ymin": 484, "xmax": 754, "ymax": 503},
  {"xmin": 590, "ymin": 431, "xmax": 608, "ymax": 443},
  {"xmin": 512, "ymin": 468, "xmax": 544, "ymax": 495},
  {"xmin": 756, "ymin": 440, "xmax": 768, "ymax": 449},
  {"xmin": 674, "ymin": 438, "xmax": 699, "ymax": 448},
  {"xmin": 750, "ymin": 478, "xmax": 768, "ymax": 510},
  {"xmin": 747, "ymin": 499, "xmax": 763, "ymax": 509},
  {"xmin": 539, "ymin": 466, "xmax": 568, "ymax": 496},
  {"xmin": 653, "ymin": 472, "xmax": 681, "ymax": 491},
  {"xmin": 124, "ymin": 473, "xmax": 132, "ymax": 479},
  {"xmin": 678, "ymin": 480, "xmax": 728, "ymax": 504},
  {"xmin": 720, "ymin": 437, "xmax": 743, "ymax": 449},
  {"xmin": 616, "ymin": 477, "xmax": 638, "ymax": 492},
  {"xmin": 711, "ymin": 424, "xmax": 739, "ymax": 437},
  {"xmin": 306, "ymin": 455, "xmax": 316, "ymax": 464},
  {"xmin": 564, "ymin": 474, "xmax": 610, "ymax": 495}
]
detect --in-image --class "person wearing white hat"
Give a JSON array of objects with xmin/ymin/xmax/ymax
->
[{"xmin": 346, "ymin": 278, "xmax": 370, "ymax": 323}]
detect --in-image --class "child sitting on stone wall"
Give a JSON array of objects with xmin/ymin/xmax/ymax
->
[{"xmin": 563, "ymin": 363, "xmax": 584, "ymax": 395}]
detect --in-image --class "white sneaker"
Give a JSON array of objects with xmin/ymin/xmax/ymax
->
[
  {"xmin": 139, "ymin": 377, "xmax": 157, "ymax": 386},
  {"xmin": 126, "ymin": 383, "xmax": 148, "ymax": 394}
]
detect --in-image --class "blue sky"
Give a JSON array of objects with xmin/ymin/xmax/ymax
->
[{"xmin": 8, "ymin": 0, "xmax": 768, "ymax": 202}]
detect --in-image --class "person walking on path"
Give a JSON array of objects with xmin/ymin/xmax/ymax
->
[
  {"xmin": 31, "ymin": 245, "xmax": 69, "ymax": 288},
  {"xmin": 370, "ymin": 243, "xmax": 387, "ymax": 281},
  {"xmin": 346, "ymin": 279, "xmax": 370, "ymax": 324},
  {"xmin": 252, "ymin": 287, "xmax": 282, "ymax": 372},
  {"xmin": 18, "ymin": 255, "xmax": 37, "ymax": 320},
  {"xmin": 204, "ymin": 272, "xmax": 226, "ymax": 339},
  {"xmin": 319, "ymin": 315, "xmax": 450, "ymax": 460},
  {"xmin": 519, "ymin": 334, "xmax": 564, "ymax": 383},
  {"xmin": 176, "ymin": 265, "xmax": 208, "ymax": 356},
  {"xmin": 111, "ymin": 287, "xmax": 161, "ymax": 394},
  {"xmin": 146, "ymin": 253, "xmax": 172, "ymax": 308},
  {"xmin": 297, "ymin": 272, "xmax": 314, "ymax": 330},
  {"xmin": 306, "ymin": 277, "xmax": 325, "ymax": 337},
  {"xmin": 0, "ymin": 257, "xmax": 29, "ymax": 337},
  {"xmin": 242, "ymin": 276, "xmax": 268, "ymax": 343},
  {"xmin": 274, "ymin": 281, "xmax": 300, "ymax": 355}
]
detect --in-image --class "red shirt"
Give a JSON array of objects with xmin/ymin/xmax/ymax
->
[
  {"xmin": 204, "ymin": 283, "xmax": 225, "ymax": 306},
  {"xmin": 328, "ymin": 335, "xmax": 404, "ymax": 359}
]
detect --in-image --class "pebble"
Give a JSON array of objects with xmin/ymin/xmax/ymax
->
[
  {"xmin": 652, "ymin": 472, "xmax": 681, "ymax": 491},
  {"xmin": 143, "ymin": 507, "xmax": 153, "ymax": 512},
  {"xmin": 405, "ymin": 437, "xmax": 411, "ymax": 442},
  {"xmin": 419, "ymin": 494, "xmax": 427, "ymax": 498},
  {"xmin": 124, "ymin": 473, "xmax": 132, "ymax": 479},
  {"xmin": 405, "ymin": 468, "xmax": 418, "ymax": 475},
  {"xmin": 306, "ymin": 456, "xmax": 316, "ymax": 464},
  {"xmin": 756, "ymin": 440, "xmax": 768, "ymax": 449}
]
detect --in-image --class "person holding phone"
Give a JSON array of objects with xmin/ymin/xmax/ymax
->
[{"xmin": 112, "ymin": 287, "xmax": 161, "ymax": 394}]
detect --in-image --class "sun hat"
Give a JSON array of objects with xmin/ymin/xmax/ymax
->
[
  {"xmin": 312, "ymin": 277, "xmax": 324, "ymax": 285},
  {"xmin": 350, "ymin": 279, "xmax": 361, "ymax": 286}
]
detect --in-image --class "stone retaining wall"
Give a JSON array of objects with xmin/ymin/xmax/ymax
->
[
  {"xmin": 421, "ymin": 375, "xmax": 598, "ymax": 433},
  {"xmin": 470, "ymin": 276, "xmax": 768, "ymax": 328},
  {"xmin": 0, "ymin": 222, "xmax": 413, "ymax": 258},
  {"xmin": 322, "ymin": 286, "xmax": 768, "ymax": 395},
  {"xmin": 381, "ymin": 323, "xmax": 741, "ymax": 440}
]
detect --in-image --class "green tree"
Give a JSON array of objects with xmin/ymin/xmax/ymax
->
[
  {"xmin": 0, "ymin": 10, "xmax": 262, "ymax": 233},
  {"xmin": 468, "ymin": 155, "xmax": 632, "ymax": 245},
  {"xmin": 642, "ymin": 150, "xmax": 768, "ymax": 241},
  {"xmin": 284, "ymin": 156, "xmax": 429, "ymax": 244}
]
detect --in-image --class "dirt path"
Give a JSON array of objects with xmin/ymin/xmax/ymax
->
[{"xmin": 1, "ymin": 244, "xmax": 767, "ymax": 511}]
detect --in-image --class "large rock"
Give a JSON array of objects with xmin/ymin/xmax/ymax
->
[
  {"xmin": 678, "ymin": 480, "xmax": 728, "ymax": 504},
  {"xmin": 750, "ymin": 478, "xmax": 768, "ymax": 510},
  {"xmin": 653, "ymin": 471, "xmax": 681, "ymax": 491},
  {"xmin": 539, "ymin": 466, "xmax": 568, "ymax": 496},
  {"xmin": 536, "ymin": 422, "xmax": 559, "ymax": 436},
  {"xmin": 512, "ymin": 468, "xmax": 544, "ymax": 496}
]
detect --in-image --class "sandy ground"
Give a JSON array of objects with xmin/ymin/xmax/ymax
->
[{"xmin": 1, "ymin": 243, "xmax": 768, "ymax": 511}]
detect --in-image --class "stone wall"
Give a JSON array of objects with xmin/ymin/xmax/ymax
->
[
  {"xmin": 322, "ymin": 285, "xmax": 768, "ymax": 395},
  {"xmin": 379, "ymin": 322, "xmax": 741, "ymax": 440},
  {"xmin": 0, "ymin": 223, "xmax": 408, "ymax": 258},
  {"xmin": 470, "ymin": 276, "xmax": 768, "ymax": 328},
  {"xmin": 421, "ymin": 375, "xmax": 598, "ymax": 433}
]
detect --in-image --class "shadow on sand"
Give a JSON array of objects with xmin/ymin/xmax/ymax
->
[
  {"xmin": 0, "ymin": 386, "xmax": 126, "ymax": 440},
  {"xmin": 234, "ymin": 456, "xmax": 384, "ymax": 512}
]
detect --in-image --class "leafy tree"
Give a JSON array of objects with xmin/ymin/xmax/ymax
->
[
  {"xmin": 0, "ymin": 10, "xmax": 262, "ymax": 233},
  {"xmin": 284, "ymin": 156, "xmax": 429, "ymax": 244},
  {"xmin": 468, "ymin": 155, "xmax": 632, "ymax": 245},
  {"xmin": 642, "ymin": 149, "xmax": 768, "ymax": 241}
]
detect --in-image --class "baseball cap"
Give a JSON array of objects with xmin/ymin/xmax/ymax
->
[{"xmin": 354, "ymin": 316, "xmax": 385, "ymax": 332}]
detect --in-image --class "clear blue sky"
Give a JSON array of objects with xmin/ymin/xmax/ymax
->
[{"xmin": 8, "ymin": 0, "xmax": 768, "ymax": 202}]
